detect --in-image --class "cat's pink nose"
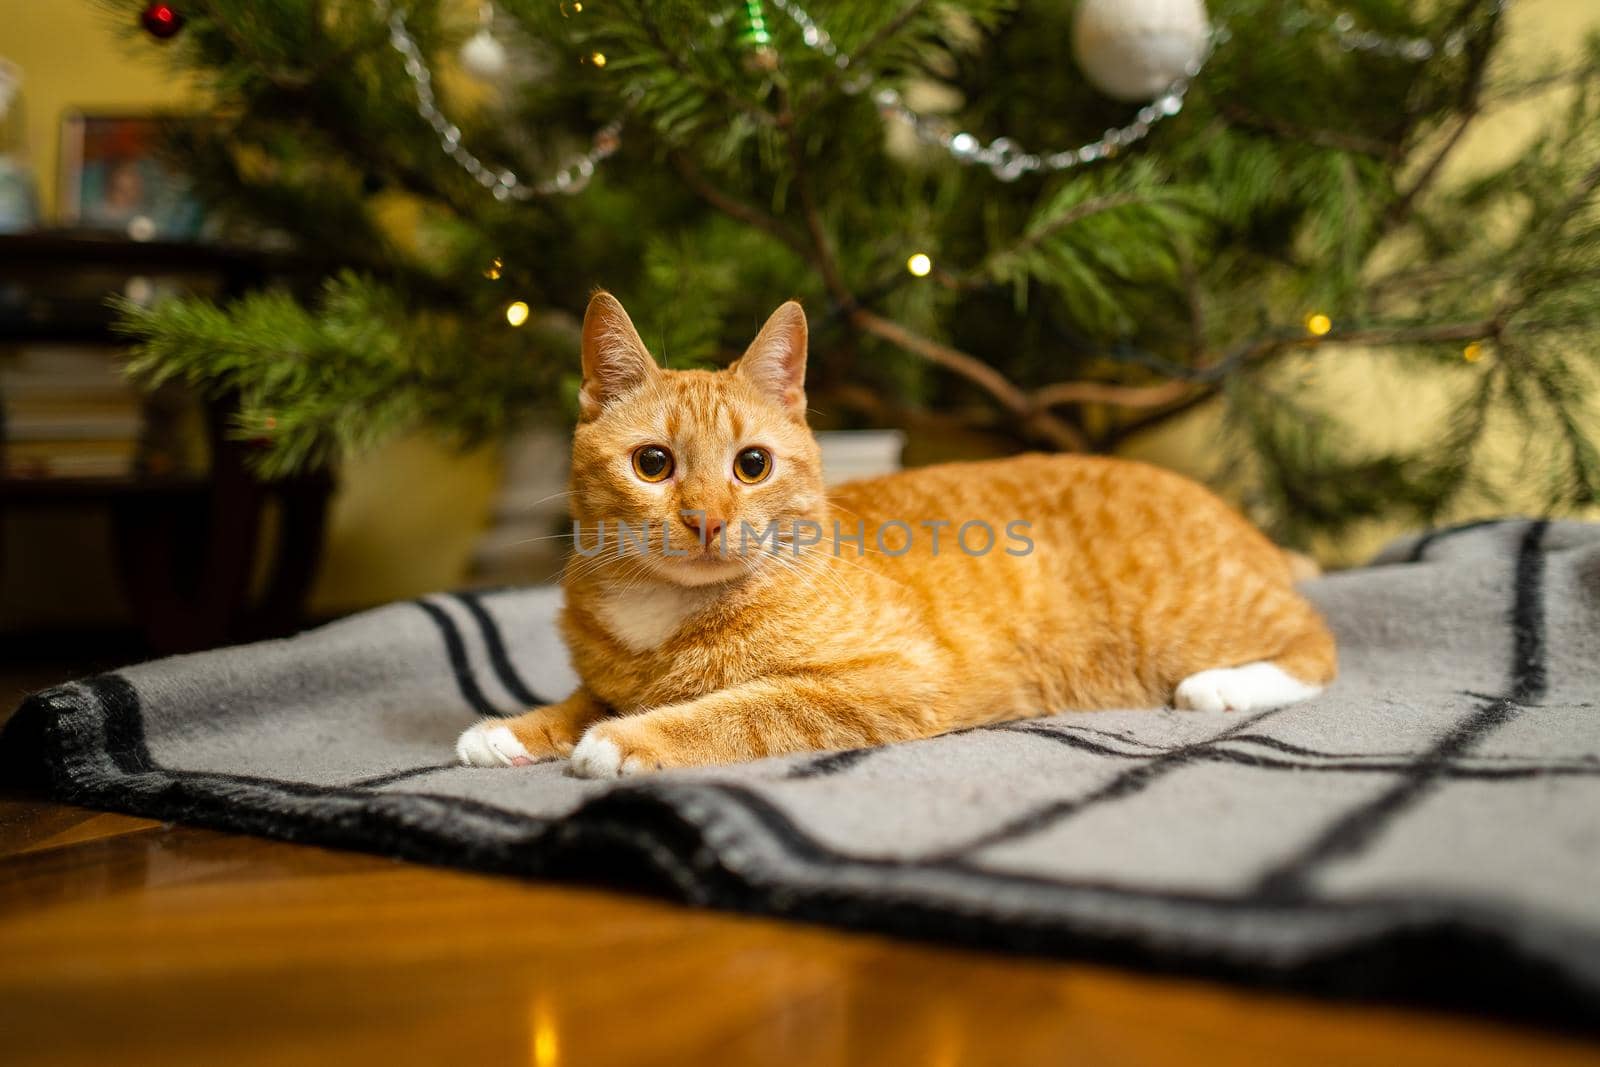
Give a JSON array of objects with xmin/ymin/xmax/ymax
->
[{"xmin": 680, "ymin": 512, "xmax": 726, "ymax": 541}]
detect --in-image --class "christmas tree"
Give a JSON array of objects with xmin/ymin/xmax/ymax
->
[{"xmin": 109, "ymin": 0, "xmax": 1600, "ymax": 546}]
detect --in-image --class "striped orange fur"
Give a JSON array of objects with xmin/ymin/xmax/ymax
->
[{"xmin": 456, "ymin": 293, "xmax": 1336, "ymax": 777}]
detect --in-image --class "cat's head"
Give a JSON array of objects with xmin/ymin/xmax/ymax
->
[{"xmin": 569, "ymin": 291, "xmax": 827, "ymax": 587}]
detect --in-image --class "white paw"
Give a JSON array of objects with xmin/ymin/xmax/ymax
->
[
  {"xmin": 569, "ymin": 733, "xmax": 623, "ymax": 778},
  {"xmin": 568, "ymin": 732, "xmax": 658, "ymax": 779},
  {"xmin": 1173, "ymin": 662, "xmax": 1321, "ymax": 713},
  {"xmin": 455, "ymin": 721, "xmax": 533, "ymax": 767}
]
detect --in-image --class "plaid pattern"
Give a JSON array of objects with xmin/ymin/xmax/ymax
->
[{"xmin": 4, "ymin": 519, "xmax": 1598, "ymax": 1026}]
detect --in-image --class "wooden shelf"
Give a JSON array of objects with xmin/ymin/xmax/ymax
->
[
  {"xmin": 0, "ymin": 230, "xmax": 297, "ymax": 272},
  {"xmin": 0, "ymin": 230, "xmax": 306, "ymax": 345},
  {"xmin": 0, "ymin": 474, "xmax": 210, "ymax": 504},
  {"xmin": 1, "ymin": 231, "xmax": 331, "ymax": 653}
]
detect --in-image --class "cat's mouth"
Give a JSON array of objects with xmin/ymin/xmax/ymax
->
[{"xmin": 655, "ymin": 551, "xmax": 751, "ymax": 587}]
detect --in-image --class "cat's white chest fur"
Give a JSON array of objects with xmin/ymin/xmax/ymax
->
[{"xmin": 594, "ymin": 582, "xmax": 714, "ymax": 652}]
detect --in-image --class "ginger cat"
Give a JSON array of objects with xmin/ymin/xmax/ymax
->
[{"xmin": 457, "ymin": 293, "xmax": 1336, "ymax": 777}]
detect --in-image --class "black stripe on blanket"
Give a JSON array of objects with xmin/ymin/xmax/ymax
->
[
  {"xmin": 1253, "ymin": 520, "xmax": 1550, "ymax": 900},
  {"xmin": 450, "ymin": 591, "xmax": 551, "ymax": 707},
  {"xmin": 999, "ymin": 721, "xmax": 1600, "ymax": 779},
  {"xmin": 1404, "ymin": 517, "xmax": 1515, "ymax": 563},
  {"xmin": 413, "ymin": 599, "xmax": 503, "ymax": 717},
  {"xmin": 1004, "ymin": 720, "xmax": 1598, "ymax": 771},
  {"xmin": 929, "ymin": 707, "xmax": 1295, "ymax": 861}
]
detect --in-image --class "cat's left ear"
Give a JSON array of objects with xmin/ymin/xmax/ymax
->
[{"xmin": 735, "ymin": 300, "xmax": 808, "ymax": 418}]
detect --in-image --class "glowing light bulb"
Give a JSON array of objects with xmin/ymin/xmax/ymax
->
[
  {"xmin": 589, "ymin": 51, "xmax": 607, "ymax": 68},
  {"xmin": 1305, "ymin": 312, "xmax": 1333, "ymax": 337},
  {"xmin": 906, "ymin": 252, "xmax": 933, "ymax": 277},
  {"xmin": 505, "ymin": 300, "xmax": 530, "ymax": 327},
  {"xmin": 484, "ymin": 257, "xmax": 503, "ymax": 280}
]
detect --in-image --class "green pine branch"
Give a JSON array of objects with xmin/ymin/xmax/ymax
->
[{"xmin": 95, "ymin": 0, "xmax": 1600, "ymax": 538}]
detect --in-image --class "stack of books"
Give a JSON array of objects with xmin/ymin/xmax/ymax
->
[{"xmin": 0, "ymin": 346, "xmax": 144, "ymax": 479}]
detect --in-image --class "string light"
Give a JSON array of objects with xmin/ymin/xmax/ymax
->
[
  {"xmin": 483, "ymin": 257, "xmax": 504, "ymax": 280},
  {"xmin": 774, "ymin": 0, "xmax": 1216, "ymax": 179},
  {"xmin": 1317, "ymin": 3, "xmax": 1511, "ymax": 61},
  {"xmin": 380, "ymin": 0, "xmax": 1508, "ymax": 199},
  {"xmin": 865, "ymin": 58, "xmax": 1203, "ymax": 181},
  {"xmin": 1305, "ymin": 312, "xmax": 1333, "ymax": 337},
  {"xmin": 777, "ymin": 0, "xmax": 1209, "ymax": 178},
  {"xmin": 505, "ymin": 300, "xmax": 530, "ymax": 326},
  {"xmin": 906, "ymin": 252, "xmax": 933, "ymax": 277},
  {"xmin": 1463, "ymin": 341, "xmax": 1485, "ymax": 363},
  {"xmin": 377, "ymin": 0, "xmax": 621, "ymax": 199},
  {"xmin": 778, "ymin": 0, "xmax": 1508, "ymax": 182}
]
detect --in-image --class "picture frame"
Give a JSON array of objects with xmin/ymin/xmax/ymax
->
[{"xmin": 57, "ymin": 111, "xmax": 206, "ymax": 240}]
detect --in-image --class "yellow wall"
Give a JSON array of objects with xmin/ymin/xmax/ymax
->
[
  {"xmin": 1123, "ymin": 0, "xmax": 1600, "ymax": 565},
  {"xmin": 1, "ymin": 1, "xmax": 502, "ymax": 614},
  {"xmin": 6, "ymin": 2, "xmax": 197, "ymax": 219},
  {"xmin": 311, "ymin": 437, "xmax": 500, "ymax": 614}
]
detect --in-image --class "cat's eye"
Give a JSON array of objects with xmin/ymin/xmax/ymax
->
[
  {"xmin": 632, "ymin": 445, "xmax": 674, "ymax": 483},
  {"xmin": 734, "ymin": 447, "xmax": 772, "ymax": 485}
]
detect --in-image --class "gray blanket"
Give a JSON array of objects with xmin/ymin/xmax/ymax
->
[{"xmin": 4, "ymin": 518, "xmax": 1599, "ymax": 1026}]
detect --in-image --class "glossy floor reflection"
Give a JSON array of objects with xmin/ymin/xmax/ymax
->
[{"xmin": 1, "ymin": 797, "xmax": 1597, "ymax": 1067}]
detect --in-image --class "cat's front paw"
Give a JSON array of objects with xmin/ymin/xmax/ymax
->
[
  {"xmin": 569, "ymin": 720, "xmax": 675, "ymax": 779},
  {"xmin": 457, "ymin": 703, "xmax": 595, "ymax": 767},
  {"xmin": 456, "ymin": 721, "xmax": 539, "ymax": 767}
]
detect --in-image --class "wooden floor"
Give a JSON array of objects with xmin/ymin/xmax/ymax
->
[{"xmin": 0, "ymin": 797, "xmax": 1596, "ymax": 1066}]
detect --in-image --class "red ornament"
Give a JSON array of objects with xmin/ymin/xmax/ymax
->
[{"xmin": 140, "ymin": 3, "xmax": 185, "ymax": 39}]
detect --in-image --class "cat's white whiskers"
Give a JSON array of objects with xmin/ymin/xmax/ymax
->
[
  {"xmin": 765, "ymin": 544, "xmax": 855, "ymax": 601},
  {"xmin": 768, "ymin": 537, "xmax": 908, "ymax": 594},
  {"xmin": 610, "ymin": 556, "xmax": 665, "ymax": 597},
  {"xmin": 821, "ymin": 548, "xmax": 910, "ymax": 591},
  {"xmin": 561, "ymin": 543, "xmax": 643, "ymax": 585},
  {"xmin": 505, "ymin": 532, "xmax": 583, "ymax": 549}
]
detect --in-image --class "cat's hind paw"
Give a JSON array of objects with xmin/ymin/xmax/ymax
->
[
  {"xmin": 456, "ymin": 721, "xmax": 536, "ymax": 767},
  {"xmin": 1173, "ymin": 662, "xmax": 1321, "ymax": 713}
]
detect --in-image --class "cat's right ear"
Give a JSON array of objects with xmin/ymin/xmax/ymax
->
[{"xmin": 579, "ymin": 291, "xmax": 658, "ymax": 421}]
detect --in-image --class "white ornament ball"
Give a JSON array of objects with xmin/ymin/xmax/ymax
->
[
  {"xmin": 459, "ymin": 29, "xmax": 509, "ymax": 81},
  {"xmin": 1071, "ymin": 0, "xmax": 1210, "ymax": 102}
]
